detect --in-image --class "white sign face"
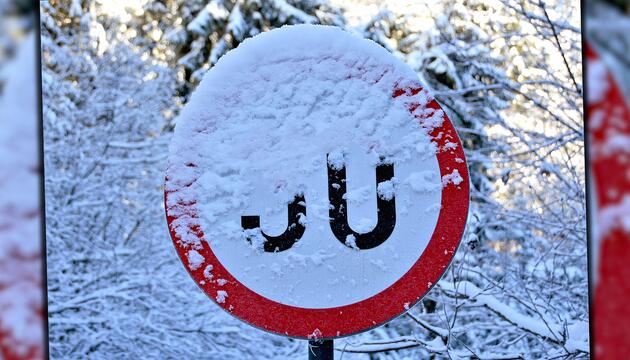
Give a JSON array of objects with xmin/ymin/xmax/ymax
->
[
  {"xmin": 207, "ymin": 146, "xmax": 441, "ymax": 308},
  {"xmin": 165, "ymin": 25, "xmax": 468, "ymax": 339}
]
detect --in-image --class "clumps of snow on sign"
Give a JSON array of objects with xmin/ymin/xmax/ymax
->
[
  {"xmin": 599, "ymin": 195, "xmax": 630, "ymax": 236},
  {"xmin": 590, "ymin": 109, "xmax": 606, "ymax": 131},
  {"xmin": 216, "ymin": 290, "xmax": 228, "ymax": 304},
  {"xmin": 442, "ymin": 141, "xmax": 458, "ymax": 152},
  {"xmin": 327, "ymin": 150, "xmax": 345, "ymax": 170},
  {"xmin": 308, "ymin": 328, "xmax": 323, "ymax": 340},
  {"xmin": 354, "ymin": 218, "xmax": 376, "ymax": 233},
  {"xmin": 593, "ymin": 133, "xmax": 630, "ymax": 159},
  {"xmin": 197, "ymin": 170, "xmax": 252, "ymax": 208},
  {"xmin": 442, "ymin": 169, "xmax": 464, "ymax": 187},
  {"xmin": 203, "ymin": 264, "xmax": 214, "ymax": 279},
  {"xmin": 297, "ymin": 213, "xmax": 308, "ymax": 226},
  {"xmin": 416, "ymin": 108, "xmax": 445, "ymax": 133},
  {"xmin": 186, "ymin": 250, "xmax": 205, "ymax": 270},
  {"xmin": 217, "ymin": 279, "xmax": 228, "ymax": 286},
  {"xmin": 377, "ymin": 179, "xmax": 396, "ymax": 200},
  {"xmin": 243, "ymin": 228, "xmax": 266, "ymax": 252},
  {"xmin": 343, "ymin": 185, "xmax": 372, "ymax": 204},
  {"xmin": 405, "ymin": 171, "xmax": 440, "ymax": 193},
  {"xmin": 588, "ymin": 59, "xmax": 609, "ymax": 104},
  {"xmin": 345, "ymin": 235, "xmax": 359, "ymax": 250}
]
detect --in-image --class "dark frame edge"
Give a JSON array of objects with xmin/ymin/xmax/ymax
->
[
  {"xmin": 34, "ymin": 1, "xmax": 50, "ymax": 358},
  {"xmin": 580, "ymin": 0, "xmax": 596, "ymax": 358}
]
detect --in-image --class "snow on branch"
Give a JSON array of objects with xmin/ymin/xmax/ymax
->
[
  {"xmin": 438, "ymin": 281, "xmax": 589, "ymax": 354},
  {"xmin": 271, "ymin": 0, "xmax": 317, "ymax": 24},
  {"xmin": 337, "ymin": 336, "xmax": 446, "ymax": 355},
  {"xmin": 187, "ymin": 0, "xmax": 229, "ymax": 36}
]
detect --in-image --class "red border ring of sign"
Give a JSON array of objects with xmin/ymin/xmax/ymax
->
[{"xmin": 164, "ymin": 84, "xmax": 469, "ymax": 340}]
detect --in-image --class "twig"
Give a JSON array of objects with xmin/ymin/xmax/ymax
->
[{"xmin": 539, "ymin": 1, "xmax": 581, "ymax": 95}]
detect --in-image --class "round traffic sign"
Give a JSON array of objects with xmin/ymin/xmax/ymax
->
[{"xmin": 165, "ymin": 25, "xmax": 469, "ymax": 339}]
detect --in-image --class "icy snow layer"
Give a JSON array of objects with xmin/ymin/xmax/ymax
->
[
  {"xmin": 166, "ymin": 25, "xmax": 449, "ymax": 308},
  {"xmin": 0, "ymin": 33, "xmax": 44, "ymax": 359},
  {"xmin": 588, "ymin": 59, "xmax": 609, "ymax": 104}
]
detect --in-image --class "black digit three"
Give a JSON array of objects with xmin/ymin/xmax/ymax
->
[
  {"xmin": 241, "ymin": 194, "xmax": 306, "ymax": 253},
  {"xmin": 241, "ymin": 155, "xmax": 396, "ymax": 252}
]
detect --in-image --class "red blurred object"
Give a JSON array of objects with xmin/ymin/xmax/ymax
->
[
  {"xmin": 0, "ymin": 33, "xmax": 44, "ymax": 360},
  {"xmin": 587, "ymin": 43, "xmax": 630, "ymax": 359},
  {"xmin": 0, "ymin": 252, "xmax": 43, "ymax": 360}
]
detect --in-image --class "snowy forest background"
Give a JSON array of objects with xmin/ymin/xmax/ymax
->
[{"xmin": 40, "ymin": 0, "xmax": 588, "ymax": 358}]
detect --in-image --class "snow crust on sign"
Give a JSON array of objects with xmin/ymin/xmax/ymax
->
[
  {"xmin": 599, "ymin": 195, "xmax": 630, "ymax": 236},
  {"xmin": 187, "ymin": 250, "xmax": 205, "ymax": 270},
  {"xmin": 588, "ymin": 59, "xmax": 609, "ymax": 104},
  {"xmin": 167, "ymin": 25, "xmax": 445, "ymax": 308}
]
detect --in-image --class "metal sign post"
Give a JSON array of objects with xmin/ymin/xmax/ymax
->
[{"xmin": 309, "ymin": 340, "xmax": 333, "ymax": 360}]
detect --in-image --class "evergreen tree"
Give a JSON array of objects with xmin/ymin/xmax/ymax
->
[{"xmin": 131, "ymin": 0, "xmax": 346, "ymax": 96}]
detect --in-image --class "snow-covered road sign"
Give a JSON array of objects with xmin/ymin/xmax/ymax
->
[{"xmin": 165, "ymin": 25, "xmax": 469, "ymax": 339}]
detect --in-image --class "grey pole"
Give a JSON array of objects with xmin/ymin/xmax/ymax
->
[{"xmin": 308, "ymin": 339, "xmax": 334, "ymax": 360}]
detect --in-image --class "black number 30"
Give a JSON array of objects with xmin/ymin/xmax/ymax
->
[{"xmin": 241, "ymin": 155, "xmax": 396, "ymax": 252}]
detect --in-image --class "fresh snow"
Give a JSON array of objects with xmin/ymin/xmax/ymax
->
[
  {"xmin": 439, "ymin": 280, "xmax": 589, "ymax": 353},
  {"xmin": 588, "ymin": 59, "xmax": 609, "ymax": 104},
  {"xmin": 166, "ymin": 25, "xmax": 446, "ymax": 308},
  {"xmin": 216, "ymin": 290, "xmax": 228, "ymax": 304},
  {"xmin": 187, "ymin": 250, "xmax": 205, "ymax": 270},
  {"xmin": 441, "ymin": 169, "xmax": 464, "ymax": 187},
  {"xmin": 598, "ymin": 195, "xmax": 630, "ymax": 236}
]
